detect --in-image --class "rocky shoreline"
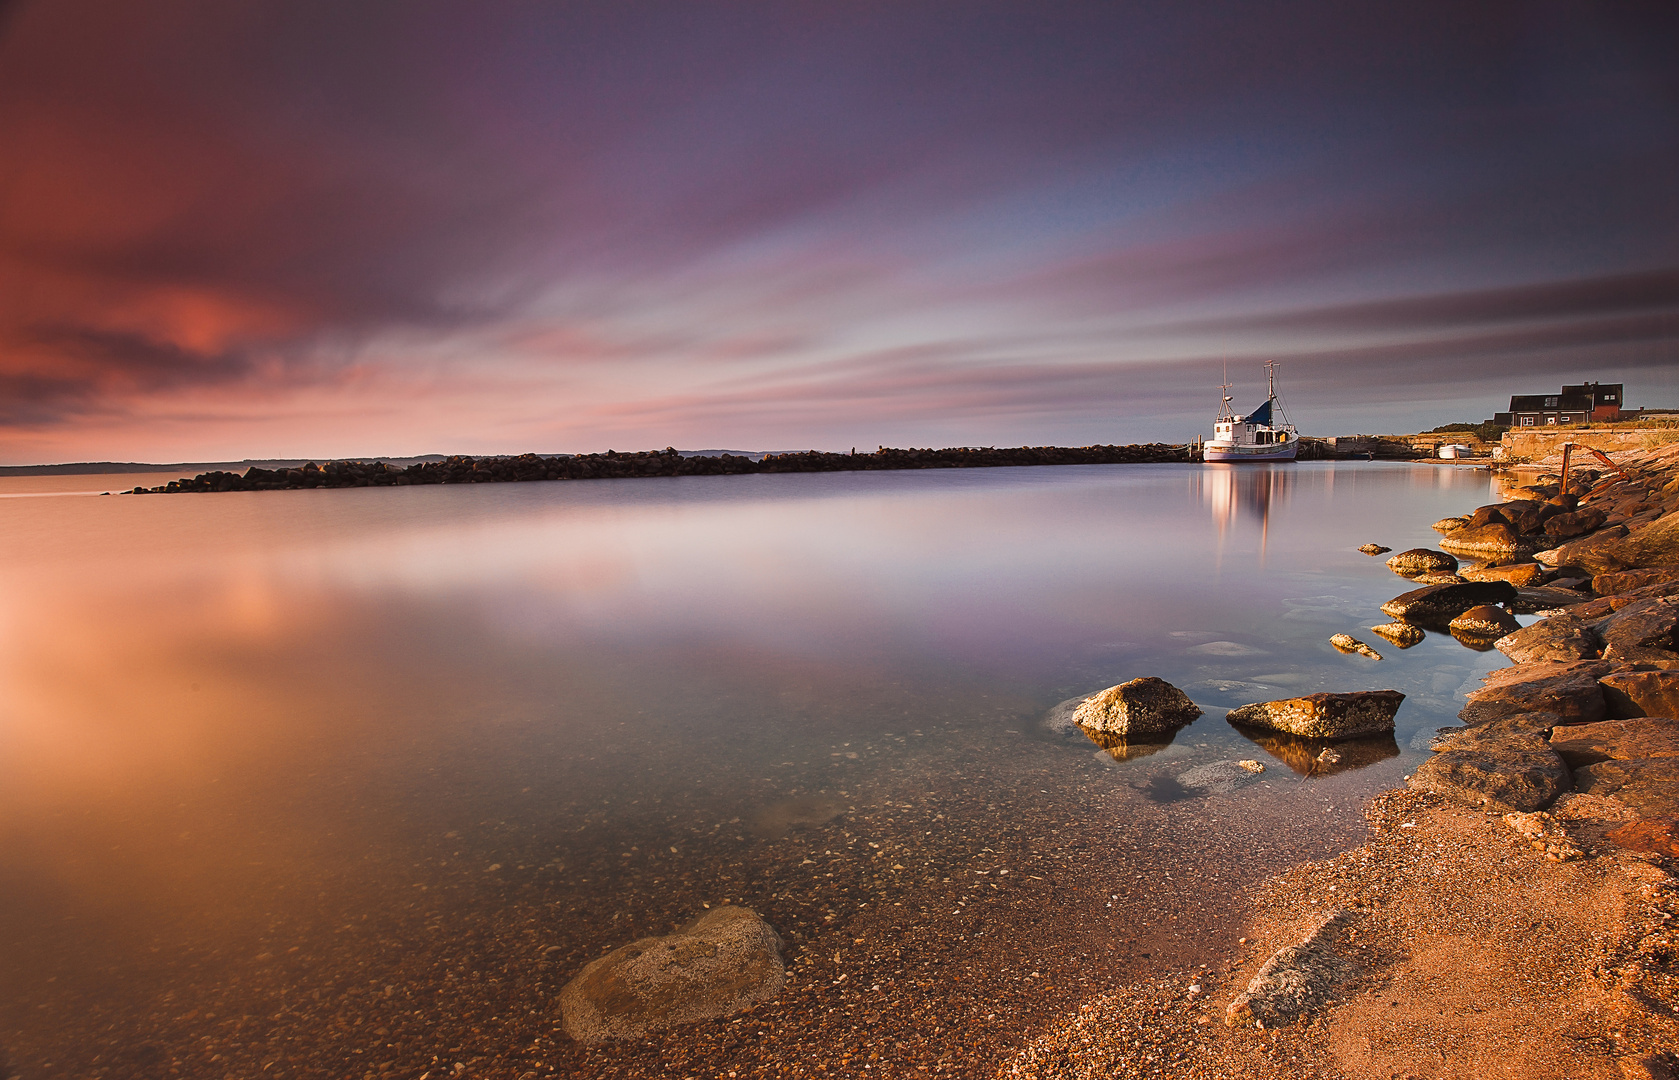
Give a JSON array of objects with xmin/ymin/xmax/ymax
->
[
  {"xmin": 125, "ymin": 444, "xmax": 1199, "ymax": 493},
  {"xmin": 1007, "ymin": 439, "xmax": 1679, "ymax": 1077}
]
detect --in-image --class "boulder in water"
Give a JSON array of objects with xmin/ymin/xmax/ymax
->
[
  {"xmin": 1386, "ymin": 548, "xmax": 1457, "ymax": 575},
  {"xmin": 1073, "ymin": 677, "xmax": 1201, "ymax": 737},
  {"xmin": 1227, "ymin": 691, "xmax": 1404, "ymax": 740}
]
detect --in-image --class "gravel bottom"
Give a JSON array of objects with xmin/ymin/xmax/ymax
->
[{"xmin": 0, "ymin": 719, "xmax": 1388, "ymax": 1080}]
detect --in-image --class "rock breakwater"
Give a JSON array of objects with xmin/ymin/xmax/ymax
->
[{"xmin": 129, "ymin": 443, "xmax": 1196, "ymax": 494}]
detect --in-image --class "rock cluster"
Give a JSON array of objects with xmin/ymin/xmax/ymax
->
[
  {"xmin": 129, "ymin": 443, "xmax": 1197, "ymax": 494},
  {"xmin": 1400, "ymin": 440, "xmax": 1679, "ymax": 838}
]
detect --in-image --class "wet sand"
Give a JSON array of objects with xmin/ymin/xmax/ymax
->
[{"xmin": 1005, "ymin": 790, "xmax": 1679, "ymax": 1079}]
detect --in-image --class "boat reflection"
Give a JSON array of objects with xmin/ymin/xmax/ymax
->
[
  {"xmin": 1199, "ymin": 463, "xmax": 1296, "ymax": 555},
  {"xmin": 1227, "ymin": 724, "xmax": 1400, "ymax": 776}
]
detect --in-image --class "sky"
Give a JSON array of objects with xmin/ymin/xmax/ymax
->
[{"xmin": 1, "ymin": 1, "xmax": 1676, "ymax": 464}]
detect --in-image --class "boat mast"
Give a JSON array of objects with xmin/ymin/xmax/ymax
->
[{"xmin": 1217, "ymin": 360, "xmax": 1235, "ymax": 421}]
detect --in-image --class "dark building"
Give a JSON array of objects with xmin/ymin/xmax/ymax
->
[{"xmin": 1492, "ymin": 382, "xmax": 1623, "ymax": 427}]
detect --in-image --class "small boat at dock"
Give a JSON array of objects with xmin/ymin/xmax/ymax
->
[{"xmin": 1203, "ymin": 361, "xmax": 1298, "ymax": 463}]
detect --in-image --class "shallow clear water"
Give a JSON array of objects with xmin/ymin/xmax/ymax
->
[{"xmin": 0, "ymin": 461, "xmax": 1505, "ymax": 1076}]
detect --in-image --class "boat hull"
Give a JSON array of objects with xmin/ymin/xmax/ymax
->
[{"xmin": 1203, "ymin": 443, "xmax": 1298, "ymax": 463}]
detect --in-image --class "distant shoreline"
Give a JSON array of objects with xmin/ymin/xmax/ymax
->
[{"xmin": 121, "ymin": 443, "xmax": 1208, "ymax": 493}]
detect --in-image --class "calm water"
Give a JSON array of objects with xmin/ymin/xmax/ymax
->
[{"xmin": 0, "ymin": 462, "xmax": 1505, "ymax": 1077}]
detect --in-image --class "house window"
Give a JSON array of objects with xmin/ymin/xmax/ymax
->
[
  {"xmin": 1544, "ymin": 397, "xmax": 1558, "ymax": 407},
  {"xmin": 1521, "ymin": 416, "xmax": 1536, "ymax": 426},
  {"xmin": 1604, "ymin": 394, "xmax": 1616, "ymax": 401}
]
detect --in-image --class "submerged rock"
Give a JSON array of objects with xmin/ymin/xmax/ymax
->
[
  {"xmin": 1072, "ymin": 677, "xmax": 1201, "ymax": 737},
  {"xmin": 1227, "ymin": 691, "xmax": 1404, "ymax": 740},
  {"xmin": 1409, "ymin": 735, "xmax": 1571, "ymax": 813},
  {"xmin": 1449, "ymin": 604, "xmax": 1520, "ymax": 638},
  {"xmin": 1431, "ymin": 516, "xmax": 1470, "ymax": 534},
  {"xmin": 1226, "ymin": 910, "xmax": 1360, "ymax": 1028},
  {"xmin": 1414, "ymin": 572, "xmax": 1467, "ymax": 585},
  {"xmin": 1357, "ymin": 543, "xmax": 1391, "ymax": 555},
  {"xmin": 1328, "ymin": 633, "xmax": 1382, "ymax": 659},
  {"xmin": 558, "ymin": 906, "xmax": 785, "ymax": 1043},
  {"xmin": 1369, "ymin": 622, "xmax": 1425, "ymax": 648},
  {"xmin": 1379, "ymin": 580, "xmax": 1518, "ymax": 624},
  {"xmin": 1174, "ymin": 759, "xmax": 1266, "ymax": 795},
  {"xmin": 1386, "ymin": 548, "xmax": 1458, "ymax": 575}
]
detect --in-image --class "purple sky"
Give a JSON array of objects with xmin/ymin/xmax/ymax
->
[{"xmin": 1, "ymin": 1, "xmax": 1676, "ymax": 463}]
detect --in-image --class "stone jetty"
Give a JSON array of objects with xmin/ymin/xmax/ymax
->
[{"xmin": 128, "ymin": 443, "xmax": 1195, "ymax": 494}]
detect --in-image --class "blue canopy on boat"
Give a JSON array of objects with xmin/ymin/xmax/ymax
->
[{"xmin": 1241, "ymin": 398, "xmax": 1273, "ymax": 427}]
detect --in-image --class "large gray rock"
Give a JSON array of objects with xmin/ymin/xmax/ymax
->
[
  {"xmin": 1073, "ymin": 677, "xmax": 1201, "ymax": 737},
  {"xmin": 1386, "ymin": 548, "xmax": 1458, "ymax": 575},
  {"xmin": 558, "ymin": 906, "xmax": 785, "ymax": 1043},
  {"xmin": 1226, "ymin": 691, "xmax": 1404, "ymax": 739},
  {"xmin": 1459, "ymin": 660, "xmax": 1613, "ymax": 726},
  {"xmin": 1408, "ymin": 735, "xmax": 1571, "ymax": 813},
  {"xmin": 1493, "ymin": 614, "xmax": 1601, "ymax": 663},
  {"xmin": 1226, "ymin": 910, "xmax": 1359, "ymax": 1028},
  {"xmin": 1380, "ymin": 580, "xmax": 1518, "ymax": 624},
  {"xmin": 1598, "ymin": 671, "xmax": 1679, "ymax": 720}
]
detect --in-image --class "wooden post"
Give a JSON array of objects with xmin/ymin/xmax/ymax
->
[{"xmin": 1560, "ymin": 442, "xmax": 1573, "ymax": 493}]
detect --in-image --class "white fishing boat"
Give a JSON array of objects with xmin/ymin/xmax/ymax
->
[{"xmin": 1203, "ymin": 361, "xmax": 1298, "ymax": 463}]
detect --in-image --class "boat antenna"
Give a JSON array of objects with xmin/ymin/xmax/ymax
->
[{"xmin": 1218, "ymin": 360, "xmax": 1235, "ymax": 420}]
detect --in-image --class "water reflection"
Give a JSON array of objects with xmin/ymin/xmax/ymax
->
[
  {"xmin": 1082, "ymin": 727, "xmax": 1183, "ymax": 762},
  {"xmin": 0, "ymin": 462, "xmax": 1512, "ymax": 1077},
  {"xmin": 1200, "ymin": 463, "xmax": 1296, "ymax": 555},
  {"xmin": 1229, "ymin": 725, "xmax": 1402, "ymax": 776}
]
